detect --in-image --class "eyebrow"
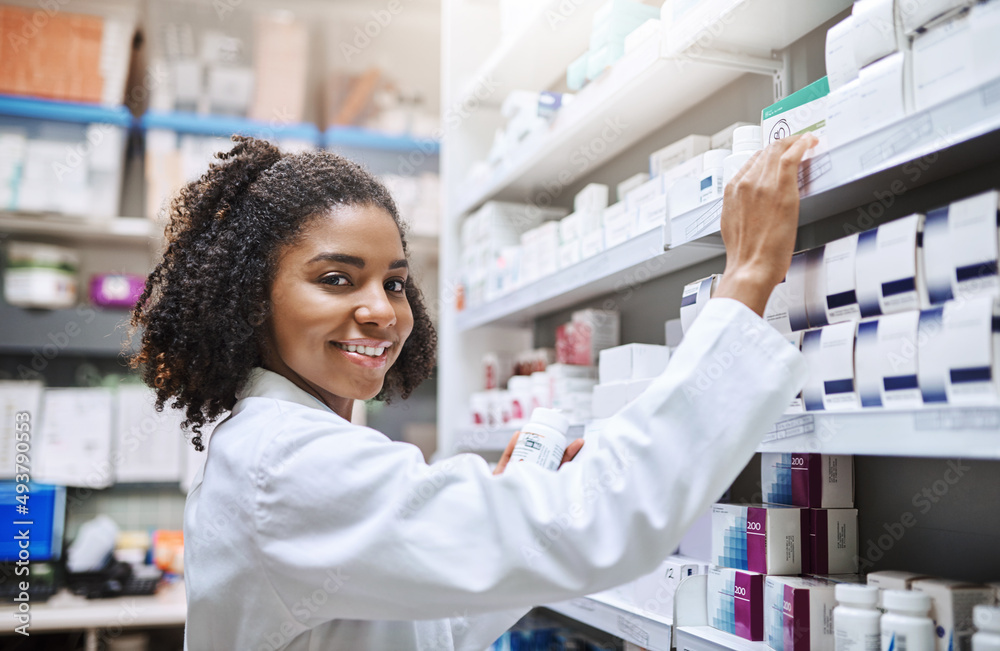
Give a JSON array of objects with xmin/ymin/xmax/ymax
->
[{"xmin": 307, "ymin": 252, "xmax": 408, "ymax": 270}]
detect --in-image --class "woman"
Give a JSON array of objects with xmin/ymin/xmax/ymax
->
[{"xmin": 131, "ymin": 133, "xmax": 815, "ymax": 650}]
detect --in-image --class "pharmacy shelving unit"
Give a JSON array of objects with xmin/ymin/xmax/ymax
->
[{"xmin": 440, "ymin": 0, "xmax": 1000, "ymax": 644}]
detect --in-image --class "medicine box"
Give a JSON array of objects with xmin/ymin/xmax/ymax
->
[
  {"xmin": 617, "ymin": 172, "xmax": 650, "ymax": 202},
  {"xmin": 633, "ymin": 555, "xmax": 704, "ymax": 618},
  {"xmin": 591, "ymin": 378, "xmax": 653, "ymax": 419},
  {"xmin": 900, "ymin": 0, "xmax": 971, "ymax": 35},
  {"xmin": 804, "ymin": 234, "xmax": 861, "ymax": 327},
  {"xmin": 761, "ymin": 76, "xmax": 830, "ymax": 160},
  {"xmin": 867, "ymin": 570, "xmax": 933, "ymax": 591},
  {"xmin": 765, "ymin": 576, "xmax": 838, "ymax": 651},
  {"xmin": 801, "ymin": 322, "xmax": 862, "ymax": 412},
  {"xmin": 912, "ymin": 10, "xmax": 976, "ymax": 112},
  {"xmin": 712, "ymin": 503, "xmax": 803, "ymax": 575},
  {"xmin": 765, "ymin": 254, "xmax": 809, "ymax": 334},
  {"xmin": 599, "ymin": 343, "xmax": 670, "ymax": 384},
  {"xmin": 922, "ymin": 191, "xmax": 1000, "ymax": 305},
  {"xmin": 761, "ymin": 453, "xmax": 855, "ymax": 509},
  {"xmin": 784, "ymin": 334, "xmax": 805, "ymax": 413},
  {"xmin": 708, "ymin": 566, "xmax": 766, "ymax": 641},
  {"xmin": 825, "ymin": 15, "xmax": 858, "ymax": 93},
  {"xmin": 807, "ymin": 508, "xmax": 859, "ymax": 575},
  {"xmin": 912, "ymin": 578, "xmax": 995, "ymax": 651},
  {"xmin": 680, "ymin": 274, "xmax": 720, "ymax": 334},
  {"xmin": 917, "ymin": 297, "xmax": 1000, "ymax": 406},
  {"xmin": 854, "ymin": 312, "xmax": 924, "ymax": 409},
  {"xmin": 852, "ymin": 0, "xmax": 903, "ymax": 69},
  {"xmin": 855, "ymin": 214, "xmax": 928, "ymax": 317},
  {"xmin": 648, "ymin": 134, "xmax": 711, "ymax": 177},
  {"xmin": 624, "ymin": 174, "xmax": 665, "ymax": 212},
  {"xmin": 574, "ymin": 183, "xmax": 610, "ymax": 212}
]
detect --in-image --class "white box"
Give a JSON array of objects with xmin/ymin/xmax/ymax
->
[
  {"xmin": 668, "ymin": 175, "xmax": 702, "ymax": 219},
  {"xmin": 868, "ymin": 570, "xmax": 933, "ymax": 591},
  {"xmin": 712, "ymin": 503, "xmax": 804, "ymax": 575},
  {"xmin": 801, "ymin": 321, "xmax": 862, "ymax": 412},
  {"xmin": 711, "ymin": 122, "xmax": 755, "ymax": 151},
  {"xmin": 637, "ymin": 194, "xmax": 669, "ymax": 235},
  {"xmin": 900, "ymin": 0, "xmax": 971, "ymax": 35},
  {"xmin": 806, "ymin": 508, "xmax": 859, "ymax": 575},
  {"xmin": 972, "ymin": 0, "xmax": 1000, "ymax": 89},
  {"xmin": 761, "ymin": 453, "xmax": 855, "ymax": 508},
  {"xmin": 625, "ymin": 174, "xmax": 665, "ymax": 212},
  {"xmin": 559, "ymin": 212, "xmax": 585, "ymax": 243},
  {"xmin": 855, "ymin": 214, "xmax": 928, "ymax": 317},
  {"xmin": 581, "ymin": 228, "xmax": 606, "ymax": 258},
  {"xmin": 912, "ymin": 11, "xmax": 976, "ymax": 112},
  {"xmin": 665, "ymin": 318, "xmax": 684, "ymax": 348},
  {"xmin": 765, "ymin": 576, "xmax": 838, "ymax": 651},
  {"xmin": 856, "ymin": 50, "xmax": 910, "ymax": 134},
  {"xmin": 574, "ymin": 183, "xmax": 610, "ymax": 212},
  {"xmin": 604, "ymin": 205, "xmax": 636, "ymax": 249},
  {"xmin": 804, "ymin": 235, "xmax": 862, "ymax": 327},
  {"xmin": 649, "ymin": 134, "xmax": 711, "ymax": 176},
  {"xmin": 922, "ymin": 191, "xmax": 1000, "ymax": 304},
  {"xmin": 762, "ymin": 77, "xmax": 829, "ymax": 160},
  {"xmin": 765, "ymin": 255, "xmax": 809, "ymax": 334},
  {"xmin": 591, "ymin": 378, "xmax": 653, "ymax": 419},
  {"xmin": 599, "ymin": 343, "xmax": 670, "ymax": 384},
  {"xmin": 708, "ymin": 566, "xmax": 766, "ymax": 641},
  {"xmin": 785, "ymin": 333, "xmax": 805, "ymax": 413},
  {"xmin": 825, "ymin": 15, "xmax": 859, "ymax": 92},
  {"xmin": 854, "ymin": 312, "xmax": 923, "ymax": 409},
  {"xmin": 853, "ymin": 0, "xmax": 903, "ymax": 68},
  {"xmin": 617, "ymin": 172, "xmax": 650, "ymax": 202},
  {"xmin": 558, "ymin": 240, "xmax": 582, "ymax": 269},
  {"xmin": 917, "ymin": 296, "xmax": 1000, "ymax": 406},
  {"xmin": 912, "ymin": 579, "xmax": 995, "ymax": 651},
  {"xmin": 680, "ymin": 274, "xmax": 720, "ymax": 334},
  {"xmin": 633, "ymin": 555, "xmax": 704, "ymax": 618}
]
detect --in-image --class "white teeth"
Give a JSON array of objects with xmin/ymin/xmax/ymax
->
[
  {"xmin": 347, "ymin": 345, "xmax": 357, "ymax": 352},
  {"xmin": 374, "ymin": 347, "xmax": 385, "ymax": 356},
  {"xmin": 336, "ymin": 343, "xmax": 387, "ymax": 357},
  {"xmin": 365, "ymin": 346, "xmax": 376, "ymax": 355}
]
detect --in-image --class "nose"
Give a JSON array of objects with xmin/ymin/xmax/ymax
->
[{"xmin": 355, "ymin": 282, "xmax": 397, "ymax": 328}]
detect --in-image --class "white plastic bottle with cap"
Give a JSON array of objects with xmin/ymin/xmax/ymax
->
[
  {"xmin": 723, "ymin": 125, "xmax": 764, "ymax": 188},
  {"xmin": 836, "ymin": 584, "xmax": 882, "ymax": 651},
  {"xmin": 700, "ymin": 148, "xmax": 732, "ymax": 203},
  {"xmin": 881, "ymin": 590, "xmax": 935, "ymax": 651},
  {"xmin": 510, "ymin": 407, "xmax": 569, "ymax": 471},
  {"xmin": 973, "ymin": 605, "xmax": 1000, "ymax": 651}
]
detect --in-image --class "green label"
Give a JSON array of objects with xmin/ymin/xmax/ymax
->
[{"xmin": 761, "ymin": 77, "xmax": 831, "ymax": 121}]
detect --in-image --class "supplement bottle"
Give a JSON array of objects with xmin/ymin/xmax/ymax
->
[
  {"xmin": 835, "ymin": 584, "xmax": 882, "ymax": 651},
  {"xmin": 973, "ymin": 605, "xmax": 1000, "ymax": 651},
  {"xmin": 881, "ymin": 590, "xmax": 934, "ymax": 651},
  {"xmin": 723, "ymin": 125, "xmax": 764, "ymax": 188},
  {"xmin": 510, "ymin": 408, "xmax": 569, "ymax": 471}
]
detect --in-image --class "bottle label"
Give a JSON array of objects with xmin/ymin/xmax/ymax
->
[{"xmin": 510, "ymin": 431, "xmax": 564, "ymax": 471}]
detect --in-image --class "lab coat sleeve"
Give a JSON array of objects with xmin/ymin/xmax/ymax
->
[{"xmin": 252, "ymin": 297, "xmax": 806, "ymax": 626}]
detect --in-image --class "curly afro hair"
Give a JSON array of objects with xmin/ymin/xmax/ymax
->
[{"xmin": 129, "ymin": 136, "xmax": 437, "ymax": 451}]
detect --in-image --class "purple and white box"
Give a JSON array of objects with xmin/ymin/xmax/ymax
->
[
  {"xmin": 807, "ymin": 508, "xmax": 859, "ymax": 575},
  {"xmin": 762, "ymin": 453, "xmax": 855, "ymax": 508},
  {"xmin": 708, "ymin": 565, "xmax": 766, "ymax": 641},
  {"xmin": 89, "ymin": 273, "xmax": 146, "ymax": 308},
  {"xmin": 765, "ymin": 575, "xmax": 838, "ymax": 651},
  {"xmin": 712, "ymin": 503, "xmax": 804, "ymax": 575}
]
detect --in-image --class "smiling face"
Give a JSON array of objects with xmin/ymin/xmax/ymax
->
[{"xmin": 263, "ymin": 203, "xmax": 414, "ymax": 419}]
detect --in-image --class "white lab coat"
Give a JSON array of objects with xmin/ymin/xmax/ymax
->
[{"xmin": 183, "ymin": 298, "xmax": 806, "ymax": 651}]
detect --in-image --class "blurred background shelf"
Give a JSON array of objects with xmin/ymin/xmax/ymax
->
[
  {"xmin": 0, "ymin": 212, "xmax": 158, "ymax": 246},
  {"xmin": 0, "ymin": 301, "xmax": 135, "ymax": 356},
  {"xmin": 0, "ymin": 94, "xmax": 131, "ymax": 125},
  {"xmin": 543, "ymin": 594, "xmax": 674, "ymax": 651}
]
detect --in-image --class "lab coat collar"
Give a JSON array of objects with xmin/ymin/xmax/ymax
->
[{"xmin": 238, "ymin": 367, "xmax": 340, "ymax": 415}]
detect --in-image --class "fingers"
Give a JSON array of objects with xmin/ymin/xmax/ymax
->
[
  {"xmin": 762, "ymin": 133, "xmax": 815, "ymax": 182},
  {"xmin": 493, "ymin": 432, "xmax": 521, "ymax": 476},
  {"xmin": 776, "ymin": 133, "xmax": 818, "ymax": 187},
  {"xmin": 559, "ymin": 439, "xmax": 585, "ymax": 468},
  {"xmin": 728, "ymin": 149, "xmax": 764, "ymax": 189}
]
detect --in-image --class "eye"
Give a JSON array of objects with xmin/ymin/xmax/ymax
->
[
  {"xmin": 320, "ymin": 273, "xmax": 352, "ymax": 287},
  {"xmin": 385, "ymin": 278, "xmax": 406, "ymax": 293}
]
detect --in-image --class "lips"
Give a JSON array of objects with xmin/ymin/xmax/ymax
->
[{"xmin": 330, "ymin": 339, "xmax": 393, "ymax": 369}]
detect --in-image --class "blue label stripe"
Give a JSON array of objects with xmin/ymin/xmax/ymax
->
[
  {"xmin": 917, "ymin": 230, "xmax": 924, "ymax": 247},
  {"xmin": 861, "ymin": 392, "xmax": 883, "ymax": 408},
  {"xmin": 951, "ymin": 367, "xmax": 992, "ymax": 384},
  {"xmin": 826, "ymin": 289, "xmax": 858, "ymax": 310},
  {"xmin": 701, "ymin": 177, "xmax": 713, "ymax": 190},
  {"xmin": 993, "ymin": 316, "xmax": 1000, "ymax": 333},
  {"xmin": 681, "ymin": 292, "xmax": 698, "ymax": 307},
  {"xmin": 824, "ymin": 378, "xmax": 855, "ymax": 394},
  {"xmin": 956, "ymin": 261, "xmax": 999, "ymax": 282},
  {"xmin": 882, "ymin": 277, "xmax": 916, "ymax": 297},
  {"xmin": 884, "ymin": 374, "xmax": 920, "ymax": 391},
  {"xmin": 857, "ymin": 320, "xmax": 879, "ymax": 338}
]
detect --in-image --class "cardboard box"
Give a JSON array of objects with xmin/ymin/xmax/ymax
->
[
  {"xmin": 854, "ymin": 312, "xmax": 923, "ymax": 409},
  {"xmin": 574, "ymin": 183, "xmax": 610, "ymax": 212},
  {"xmin": 762, "ymin": 77, "xmax": 830, "ymax": 161},
  {"xmin": 633, "ymin": 555, "xmax": 705, "ymax": 618},
  {"xmin": 853, "ymin": 0, "xmax": 904, "ymax": 68},
  {"xmin": 709, "ymin": 566, "xmax": 767, "ymax": 641},
  {"xmin": 761, "ymin": 453, "xmax": 855, "ymax": 509},
  {"xmin": 555, "ymin": 308, "xmax": 621, "ymax": 367},
  {"xmin": 581, "ymin": 228, "xmax": 606, "ymax": 258},
  {"xmin": 917, "ymin": 296, "xmax": 1000, "ymax": 406},
  {"xmin": 913, "ymin": 578, "xmax": 995, "ymax": 651},
  {"xmin": 712, "ymin": 503, "xmax": 803, "ymax": 575},
  {"xmin": 680, "ymin": 274, "xmax": 720, "ymax": 334},
  {"xmin": 801, "ymin": 322, "xmax": 862, "ymax": 411},
  {"xmin": 807, "ymin": 508, "xmax": 859, "ymax": 575},
  {"xmin": 765, "ymin": 254, "xmax": 809, "ymax": 334},
  {"xmin": 912, "ymin": 11, "xmax": 976, "ymax": 112},
  {"xmin": 649, "ymin": 134, "xmax": 711, "ymax": 176},
  {"xmin": 599, "ymin": 343, "xmax": 670, "ymax": 384},
  {"xmin": 804, "ymin": 234, "xmax": 861, "ymax": 327},
  {"xmin": 625, "ymin": 174, "xmax": 665, "ymax": 212},
  {"xmin": 765, "ymin": 576, "xmax": 838, "ymax": 651},
  {"xmin": 922, "ymin": 191, "xmax": 1000, "ymax": 305},
  {"xmin": 825, "ymin": 15, "xmax": 859, "ymax": 93},
  {"xmin": 617, "ymin": 172, "xmax": 650, "ymax": 202},
  {"xmin": 900, "ymin": 0, "xmax": 971, "ymax": 35},
  {"xmin": 591, "ymin": 378, "xmax": 653, "ymax": 419},
  {"xmin": 855, "ymin": 214, "xmax": 928, "ymax": 317},
  {"xmin": 785, "ymin": 334, "xmax": 805, "ymax": 413}
]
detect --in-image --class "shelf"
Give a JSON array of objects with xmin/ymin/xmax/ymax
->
[
  {"xmin": 456, "ymin": 226, "xmax": 724, "ymax": 331},
  {"xmin": 324, "ymin": 126, "xmax": 439, "ymax": 153},
  {"xmin": 0, "ymin": 302, "xmax": 136, "ymax": 356},
  {"xmin": 456, "ymin": 426, "xmax": 518, "ymax": 452},
  {"xmin": 0, "ymin": 94, "xmax": 131, "ymax": 126},
  {"xmin": 676, "ymin": 625, "xmax": 768, "ymax": 651},
  {"xmin": 759, "ymin": 407, "xmax": 1000, "ymax": 459},
  {"xmin": 543, "ymin": 594, "xmax": 674, "ymax": 650},
  {"xmin": 452, "ymin": 0, "xmax": 850, "ymax": 219},
  {"xmin": 452, "ymin": 0, "xmax": 602, "ymax": 109},
  {"xmin": 672, "ymin": 76, "xmax": 1000, "ymax": 247},
  {"xmin": 141, "ymin": 111, "xmax": 321, "ymax": 143},
  {"xmin": 0, "ymin": 212, "xmax": 159, "ymax": 246}
]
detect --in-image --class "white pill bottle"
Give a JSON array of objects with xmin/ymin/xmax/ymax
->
[
  {"xmin": 835, "ymin": 584, "xmax": 882, "ymax": 651},
  {"xmin": 973, "ymin": 605, "xmax": 1000, "ymax": 651},
  {"xmin": 881, "ymin": 590, "xmax": 935, "ymax": 651},
  {"xmin": 509, "ymin": 408, "xmax": 569, "ymax": 471}
]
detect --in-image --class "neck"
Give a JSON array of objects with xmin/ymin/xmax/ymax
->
[{"xmin": 261, "ymin": 358, "xmax": 355, "ymax": 421}]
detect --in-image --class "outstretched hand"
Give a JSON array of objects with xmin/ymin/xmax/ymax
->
[{"xmin": 493, "ymin": 433, "xmax": 585, "ymax": 475}]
